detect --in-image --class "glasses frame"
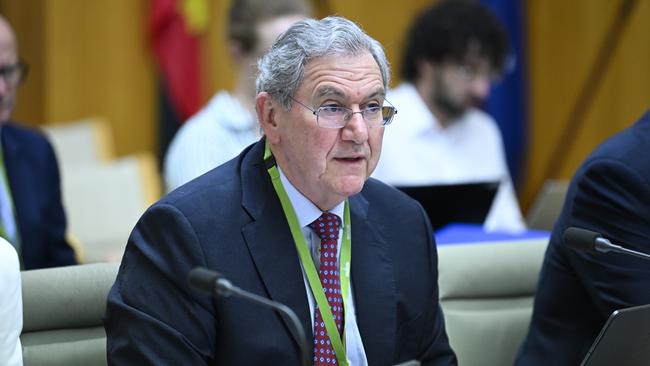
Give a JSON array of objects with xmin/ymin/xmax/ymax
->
[
  {"xmin": 0, "ymin": 60, "xmax": 29, "ymax": 86},
  {"xmin": 289, "ymin": 96, "xmax": 397, "ymax": 129}
]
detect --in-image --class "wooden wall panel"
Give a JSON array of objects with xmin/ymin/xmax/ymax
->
[
  {"xmin": 1, "ymin": 0, "xmax": 155, "ymax": 157},
  {"xmin": 523, "ymin": 0, "xmax": 650, "ymax": 207}
]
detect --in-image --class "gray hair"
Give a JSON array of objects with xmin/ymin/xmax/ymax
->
[{"xmin": 256, "ymin": 16, "xmax": 390, "ymax": 109}]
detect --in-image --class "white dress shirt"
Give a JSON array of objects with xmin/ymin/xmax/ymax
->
[
  {"xmin": 0, "ymin": 238, "xmax": 23, "ymax": 365},
  {"xmin": 164, "ymin": 91, "xmax": 261, "ymax": 192},
  {"xmin": 373, "ymin": 83, "xmax": 525, "ymax": 232},
  {"xmin": 279, "ymin": 168, "xmax": 368, "ymax": 366}
]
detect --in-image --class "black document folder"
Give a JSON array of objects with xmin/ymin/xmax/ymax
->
[{"xmin": 396, "ymin": 182, "xmax": 499, "ymax": 230}]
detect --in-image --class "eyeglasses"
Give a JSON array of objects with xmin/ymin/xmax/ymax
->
[
  {"xmin": 0, "ymin": 61, "xmax": 29, "ymax": 86},
  {"xmin": 289, "ymin": 96, "xmax": 397, "ymax": 129}
]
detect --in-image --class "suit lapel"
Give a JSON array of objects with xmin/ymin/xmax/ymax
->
[
  {"xmin": 239, "ymin": 142, "xmax": 313, "ymax": 350},
  {"xmin": 349, "ymin": 193, "xmax": 397, "ymax": 365}
]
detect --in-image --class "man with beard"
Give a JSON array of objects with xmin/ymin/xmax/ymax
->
[{"xmin": 372, "ymin": 0, "xmax": 524, "ymax": 232}]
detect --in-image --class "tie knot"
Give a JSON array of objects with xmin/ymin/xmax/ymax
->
[{"xmin": 309, "ymin": 212, "xmax": 340, "ymax": 241}]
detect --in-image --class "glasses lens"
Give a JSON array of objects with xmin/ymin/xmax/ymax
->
[
  {"xmin": 317, "ymin": 106, "xmax": 347, "ymax": 128},
  {"xmin": 381, "ymin": 106, "xmax": 396, "ymax": 125}
]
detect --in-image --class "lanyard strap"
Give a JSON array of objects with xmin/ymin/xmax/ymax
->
[{"xmin": 264, "ymin": 143, "xmax": 351, "ymax": 366}]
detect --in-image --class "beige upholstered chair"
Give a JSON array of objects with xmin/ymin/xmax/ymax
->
[
  {"xmin": 60, "ymin": 153, "xmax": 161, "ymax": 263},
  {"xmin": 21, "ymin": 263, "xmax": 119, "ymax": 366},
  {"xmin": 437, "ymin": 238, "xmax": 548, "ymax": 366},
  {"xmin": 41, "ymin": 117, "xmax": 115, "ymax": 166}
]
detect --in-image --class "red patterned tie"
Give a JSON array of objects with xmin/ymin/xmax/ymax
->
[{"xmin": 309, "ymin": 212, "xmax": 344, "ymax": 365}]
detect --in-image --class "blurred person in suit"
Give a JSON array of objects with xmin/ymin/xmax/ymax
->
[
  {"xmin": 0, "ymin": 238, "xmax": 22, "ymax": 365},
  {"xmin": 0, "ymin": 15, "xmax": 76, "ymax": 269},
  {"xmin": 517, "ymin": 110, "xmax": 650, "ymax": 364},
  {"xmin": 163, "ymin": 0, "xmax": 311, "ymax": 192},
  {"xmin": 106, "ymin": 16, "xmax": 456, "ymax": 365},
  {"xmin": 372, "ymin": 0, "xmax": 525, "ymax": 232}
]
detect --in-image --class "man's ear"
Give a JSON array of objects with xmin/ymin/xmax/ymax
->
[{"xmin": 256, "ymin": 92, "xmax": 280, "ymax": 144}]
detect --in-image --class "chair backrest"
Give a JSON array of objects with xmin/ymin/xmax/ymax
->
[
  {"xmin": 526, "ymin": 180, "xmax": 570, "ymax": 231},
  {"xmin": 437, "ymin": 238, "xmax": 548, "ymax": 366},
  {"xmin": 21, "ymin": 262, "xmax": 119, "ymax": 366},
  {"xmin": 41, "ymin": 117, "xmax": 115, "ymax": 166},
  {"xmin": 61, "ymin": 153, "xmax": 161, "ymax": 263}
]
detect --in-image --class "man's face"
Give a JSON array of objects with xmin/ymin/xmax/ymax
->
[
  {"xmin": 263, "ymin": 52, "xmax": 385, "ymax": 210},
  {"xmin": 0, "ymin": 19, "xmax": 18, "ymax": 123},
  {"xmin": 430, "ymin": 56, "xmax": 493, "ymax": 119}
]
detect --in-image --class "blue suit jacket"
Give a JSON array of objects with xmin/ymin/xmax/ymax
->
[
  {"xmin": 1, "ymin": 122, "xmax": 76, "ymax": 269},
  {"xmin": 517, "ymin": 110, "xmax": 650, "ymax": 365},
  {"xmin": 105, "ymin": 140, "xmax": 456, "ymax": 365}
]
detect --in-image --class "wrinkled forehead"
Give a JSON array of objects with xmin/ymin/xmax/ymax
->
[{"xmin": 299, "ymin": 52, "xmax": 384, "ymax": 98}]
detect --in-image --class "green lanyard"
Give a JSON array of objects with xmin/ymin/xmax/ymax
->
[{"xmin": 264, "ymin": 143, "xmax": 351, "ymax": 366}]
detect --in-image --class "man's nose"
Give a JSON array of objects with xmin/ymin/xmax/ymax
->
[
  {"xmin": 469, "ymin": 75, "xmax": 490, "ymax": 101},
  {"xmin": 0, "ymin": 77, "xmax": 10, "ymax": 96},
  {"xmin": 341, "ymin": 111, "xmax": 369, "ymax": 144}
]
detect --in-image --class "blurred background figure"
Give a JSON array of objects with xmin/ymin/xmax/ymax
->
[
  {"xmin": 0, "ymin": 15, "xmax": 76, "ymax": 269},
  {"xmin": 0, "ymin": 238, "xmax": 22, "ymax": 365},
  {"xmin": 372, "ymin": 0, "xmax": 525, "ymax": 232},
  {"xmin": 163, "ymin": 0, "xmax": 311, "ymax": 192}
]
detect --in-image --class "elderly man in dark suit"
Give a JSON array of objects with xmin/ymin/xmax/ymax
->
[
  {"xmin": 105, "ymin": 16, "xmax": 456, "ymax": 366},
  {"xmin": 517, "ymin": 110, "xmax": 650, "ymax": 365},
  {"xmin": 0, "ymin": 15, "xmax": 75, "ymax": 269}
]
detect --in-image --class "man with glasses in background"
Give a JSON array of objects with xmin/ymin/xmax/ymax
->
[
  {"xmin": 373, "ymin": 0, "xmax": 525, "ymax": 232},
  {"xmin": 0, "ymin": 15, "xmax": 76, "ymax": 269},
  {"xmin": 106, "ymin": 16, "xmax": 456, "ymax": 365}
]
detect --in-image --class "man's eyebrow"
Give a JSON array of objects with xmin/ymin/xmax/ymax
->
[
  {"xmin": 314, "ymin": 86, "xmax": 346, "ymax": 99},
  {"xmin": 366, "ymin": 89, "xmax": 386, "ymax": 100},
  {"xmin": 314, "ymin": 86, "xmax": 386, "ymax": 100}
]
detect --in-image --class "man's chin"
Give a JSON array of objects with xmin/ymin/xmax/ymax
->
[{"xmin": 333, "ymin": 176, "xmax": 366, "ymax": 197}]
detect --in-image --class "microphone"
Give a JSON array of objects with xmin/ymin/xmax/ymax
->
[
  {"xmin": 563, "ymin": 227, "xmax": 650, "ymax": 261},
  {"xmin": 187, "ymin": 268, "xmax": 310, "ymax": 366}
]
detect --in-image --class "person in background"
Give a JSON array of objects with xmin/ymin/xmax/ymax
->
[
  {"xmin": 0, "ymin": 15, "xmax": 76, "ymax": 269},
  {"xmin": 163, "ymin": 0, "xmax": 311, "ymax": 192},
  {"xmin": 516, "ymin": 110, "xmax": 650, "ymax": 365},
  {"xmin": 0, "ymin": 238, "xmax": 23, "ymax": 365},
  {"xmin": 106, "ymin": 16, "xmax": 456, "ymax": 365},
  {"xmin": 372, "ymin": 0, "xmax": 525, "ymax": 232}
]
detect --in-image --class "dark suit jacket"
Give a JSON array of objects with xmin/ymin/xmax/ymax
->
[
  {"xmin": 1, "ymin": 122, "xmax": 76, "ymax": 269},
  {"xmin": 105, "ymin": 140, "xmax": 456, "ymax": 365},
  {"xmin": 516, "ymin": 110, "xmax": 650, "ymax": 365}
]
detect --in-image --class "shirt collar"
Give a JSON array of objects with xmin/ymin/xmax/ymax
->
[{"xmin": 278, "ymin": 167, "xmax": 345, "ymax": 228}]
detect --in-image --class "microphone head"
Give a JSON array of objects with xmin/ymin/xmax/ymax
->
[
  {"xmin": 187, "ymin": 267, "xmax": 222, "ymax": 294},
  {"xmin": 563, "ymin": 227, "xmax": 602, "ymax": 252}
]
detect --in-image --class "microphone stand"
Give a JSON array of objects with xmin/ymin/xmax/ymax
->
[{"xmin": 189, "ymin": 269, "xmax": 310, "ymax": 366}]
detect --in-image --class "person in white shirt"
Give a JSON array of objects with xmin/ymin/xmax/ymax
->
[
  {"xmin": 373, "ymin": 0, "xmax": 525, "ymax": 232},
  {"xmin": 163, "ymin": 0, "xmax": 310, "ymax": 192},
  {"xmin": 0, "ymin": 238, "xmax": 23, "ymax": 365}
]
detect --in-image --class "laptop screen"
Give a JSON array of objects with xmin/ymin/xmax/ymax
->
[
  {"xmin": 396, "ymin": 182, "xmax": 499, "ymax": 230},
  {"xmin": 581, "ymin": 303, "xmax": 650, "ymax": 366}
]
